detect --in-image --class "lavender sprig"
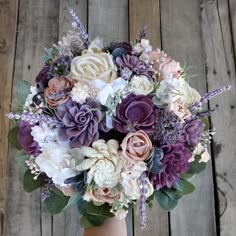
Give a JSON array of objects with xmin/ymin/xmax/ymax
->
[
  {"xmin": 190, "ymin": 85, "xmax": 231, "ymax": 112},
  {"xmin": 139, "ymin": 172, "xmax": 148, "ymax": 230},
  {"xmin": 41, "ymin": 179, "xmax": 55, "ymax": 201},
  {"xmin": 138, "ymin": 25, "xmax": 147, "ymax": 42},
  {"xmin": 69, "ymin": 8, "xmax": 89, "ymax": 47},
  {"xmin": 7, "ymin": 112, "xmax": 63, "ymax": 127}
]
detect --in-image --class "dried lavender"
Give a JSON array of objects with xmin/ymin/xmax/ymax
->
[
  {"xmin": 7, "ymin": 112, "xmax": 63, "ymax": 127},
  {"xmin": 153, "ymin": 111, "xmax": 183, "ymax": 145},
  {"xmin": 139, "ymin": 172, "xmax": 148, "ymax": 230},
  {"xmin": 190, "ymin": 85, "xmax": 231, "ymax": 112},
  {"xmin": 69, "ymin": 8, "xmax": 89, "ymax": 48},
  {"xmin": 41, "ymin": 179, "xmax": 55, "ymax": 201},
  {"xmin": 138, "ymin": 25, "xmax": 147, "ymax": 42}
]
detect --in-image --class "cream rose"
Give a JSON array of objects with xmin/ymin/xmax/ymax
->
[
  {"xmin": 76, "ymin": 139, "xmax": 124, "ymax": 188},
  {"xmin": 121, "ymin": 130, "xmax": 152, "ymax": 162},
  {"xmin": 70, "ymin": 50, "xmax": 117, "ymax": 89},
  {"xmin": 130, "ymin": 75, "xmax": 154, "ymax": 95}
]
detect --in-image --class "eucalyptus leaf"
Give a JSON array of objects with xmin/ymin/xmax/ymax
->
[
  {"xmin": 16, "ymin": 80, "xmax": 31, "ymax": 105},
  {"xmin": 44, "ymin": 190, "xmax": 70, "ymax": 215},
  {"xmin": 86, "ymin": 202, "xmax": 113, "ymax": 218},
  {"xmin": 15, "ymin": 150, "xmax": 29, "ymax": 176},
  {"xmin": 201, "ymin": 117, "xmax": 210, "ymax": 131},
  {"xmin": 188, "ymin": 155, "xmax": 206, "ymax": 174},
  {"xmin": 86, "ymin": 214, "xmax": 107, "ymax": 226},
  {"xmin": 64, "ymin": 192, "xmax": 81, "ymax": 210},
  {"xmin": 77, "ymin": 198, "xmax": 88, "ymax": 215},
  {"xmin": 172, "ymin": 179, "xmax": 195, "ymax": 195},
  {"xmin": 80, "ymin": 215, "xmax": 95, "ymax": 229},
  {"xmin": 154, "ymin": 190, "xmax": 178, "ymax": 211},
  {"xmin": 162, "ymin": 187, "xmax": 183, "ymax": 200},
  {"xmin": 23, "ymin": 170, "xmax": 46, "ymax": 192},
  {"xmin": 8, "ymin": 127, "xmax": 21, "ymax": 150}
]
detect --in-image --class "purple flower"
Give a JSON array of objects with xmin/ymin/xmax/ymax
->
[
  {"xmin": 17, "ymin": 121, "xmax": 41, "ymax": 157},
  {"xmin": 115, "ymin": 54, "xmax": 153, "ymax": 80},
  {"xmin": 180, "ymin": 118, "xmax": 205, "ymax": 147},
  {"xmin": 56, "ymin": 98, "xmax": 102, "ymax": 148},
  {"xmin": 35, "ymin": 65, "xmax": 53, "ymax": 90},
  {"xmin": 112, "ymin": 94, "xmax": 158, "ymax": 133},
  {"xmin": 149, "ymin": 143, "xmax": 191, "ymax": 190}
]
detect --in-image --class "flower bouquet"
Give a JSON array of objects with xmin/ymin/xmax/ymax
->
[{"xmin": 8, "ymin": 9, "xmax": 231, "ymax": 229}]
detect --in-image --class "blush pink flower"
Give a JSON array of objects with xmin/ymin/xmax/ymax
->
[{"xmin": 121, "ymin": 130, "xmax": 152, "ymax": 162}]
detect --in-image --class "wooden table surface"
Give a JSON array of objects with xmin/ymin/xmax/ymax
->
[{"xmin": 0, "ymin": 0, "xmax": 235, "ymax": 235}]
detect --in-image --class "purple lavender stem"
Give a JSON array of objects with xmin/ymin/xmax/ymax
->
[
  {"xmin": 139, "ymin": 172, "xmax": 148, "ymax": 230},
  {"xmin": 69, "ymin": 8, "xmax": 89, "ymax": 47},
  {"xmin": 138, "ymin": 25, "xmax": 147, "ymax": 41},
  {"xmin": 190, "ymin": 85, "xmax": 231, "ymax": 112}
]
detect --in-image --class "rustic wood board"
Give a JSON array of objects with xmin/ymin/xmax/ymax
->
[
  {"xmin": 52, "ymin": 1, "xmax": 88, "ymax": 235},
  {"xmin": 161, "ymin": 0, "xmax": 216, "ymax": 235},
  {"xmin": 129, "ymin": 1, "xmax": 169, "ymax": 236},
  {"xmin": 4, "ymin": 0, "xmax": 59, "ymax": 235},
  {"xmin": 0, "ymin": 0, "xmax": 18, "ymax": 234},
  {"xmin": 129, "ymin": 0, "xmax": 161, "ymax": 48},
  {"xmin": 201, "ymin": 0, "xmax": 236, "ymax": 235}
]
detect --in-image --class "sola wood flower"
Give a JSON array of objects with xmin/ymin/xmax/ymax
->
[{"xmin": 76, "ymin": 139, "xmax": 124, "ymax": 188}]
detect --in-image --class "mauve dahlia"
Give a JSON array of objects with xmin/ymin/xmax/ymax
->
[
  {"xmin": 149, "ymin": 143, "xmax": 191, "ymax": 190},
  {"xmin": 180, "ymin": 118, "xmax": 205, "ymax": 147},
  {"xmin": 17, "ymin": 121, "xmax": 41, "ymax": 156},
  {"xmin": 115, "ymin": 54, "xmax": 153, "ymax": 80},
  {"xmin": 55, "ymin": 98, "xmax": 102, "ymax": 148},
  {"xmin": 113, "ymin": 94, "xmax": 158, "ymax": 133}
]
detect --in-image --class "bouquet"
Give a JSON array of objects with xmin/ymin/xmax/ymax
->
[{"xmin": 8, "ymin": 9, "xmax": 231, "ymax": 229}]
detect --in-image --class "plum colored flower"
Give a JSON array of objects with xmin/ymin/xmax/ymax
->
[
  {"xmin": 35, "ymin": 65, "xmax": 53, "ymax": 90},
  {"xmin": 115, "ymin": 54, "xmax": 153, "ymax": 80},
  {"xmin": 180, "ymin": 118, "xmax": 205, "ymax": 147},
  {"xmin": 113, "ymin": 94, "xmax": 158, "ymax": 133},
  {"xmin": 149, "ymin": 143, "xmax": 192, "ymax": 189},
  {"xmin": 56, "ymin": 98, "xmax": 102, "ymax": 148},
  {"xmin": 17, "ymin": 121, "xmax": 41, "ymax": 157},
  {"xmin": 121, "ymin": 130, "xmax": 152, "ymax": 162}
]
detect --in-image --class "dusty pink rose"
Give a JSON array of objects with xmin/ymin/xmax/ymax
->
[
  {"xmin": 121, "ymin": 130, "xmax": 152, "ymax": 162},
  {"xmin": 83, "ymin": 187, "xmax": 120, "ymax": 205},
  {"xmin": 159, "ymin": 59, "xmax": 182, "ymax": 79},
  {"xmin": 61, "ymin": 186, "xmax": 75, "ymax": 196}
]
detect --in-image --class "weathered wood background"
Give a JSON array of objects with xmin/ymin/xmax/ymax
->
[{"xmin": 0, "ymin": 0, "xmax": 235, "ymax": 235}]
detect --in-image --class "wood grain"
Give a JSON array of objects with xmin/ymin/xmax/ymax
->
[
  {"xmin": 161, "ymin": 0, "xmax": 216, "ymax": 235},
  {"xmin": 129, "ymin": 0, "xmax": 161, "ymax": 48},
  {"xmin": 4, "ymin": 0, "xmax": 59, "ymax": 235},
  {"xmin": 0, "ymin": 0, "xmax": 18, "ymax": 234},
  {"xmin": 129, "ymin": 1, "xmax": 169, "ymax": 236},
  {"xmin": 201, "ymin": 0, "xmax": 236, "ymax": 235}
]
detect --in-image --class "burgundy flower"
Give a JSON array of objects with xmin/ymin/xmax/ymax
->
[
  {"xmin": 112, "ymin": 94, "xmax": 158, "ymax": 134},
  {"xmin": 149, "ymin": 143, "xmax": 192, "ymax": 190},
  {"xmin": 115, "ymin": 54, "xmax": 153, "ymax": 80},
  {"xmin": 17, "ymin": 121, "xmax": 41, "ymax": 157},
  {"xmin": 56, "ymin": 98, "xmax": 102, "ymax": 148},
  {"xmin": 180, "ymin": 118, "xmax": 205, "ymax": 147},
  {"xmin": 35, "ymin": 65, "xmax": 53, "ymax": 90}
]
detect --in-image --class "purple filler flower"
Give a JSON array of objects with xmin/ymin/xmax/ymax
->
[
  {"xmin": 180, "ymin": 118, "xmax": 205, "ymax": 148},
  {"xmin": 149, "ymin": 143, "xmax": 191, "ymax": 190},
  {"xmin": 112, "ymin": 94, "xmax": 158, "ymax": 133},
  {"xmin": 56, "ymin": 98, "xmax": 102, "ymax": 148},
  {"xmin": 17, "ymin": 121, "xmax": 41, "ymax": 157}
]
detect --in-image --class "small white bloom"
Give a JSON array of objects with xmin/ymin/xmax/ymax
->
[
  {"xmin": 130, "ymin": 75, "xmax": 154, "ymax": 95},
  {"xmin": 199, "ymin": 149, "xmax": 210, "ymax": 163},
  {"xmin": 71, "ymin": 82, "xmax": 90, "ymax": 104},
  {"xmin": 24, "ymin": 86, "xmax": 37, "ymax": 109}
]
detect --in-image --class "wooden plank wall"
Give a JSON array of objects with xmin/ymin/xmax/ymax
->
[{"xmin": 1, "ymin": 0, "xmax": 235, "ymax": 235}]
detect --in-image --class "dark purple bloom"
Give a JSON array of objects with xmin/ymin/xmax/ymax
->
[
  {"xmin": 115, "ymin": 54, "xmax": 153, "ymax": 80},
  {"xmin": 17, "ymin": 121, "xmax": 41, "ymax": 157},
  {"xmin": 149, "ymin": 143, "xmax": 192, "ymax": 190},
  {"xmin": 113, "ymin": 94, "xmax": 158, "ymax": 133},
  {"xmin": 35, "ymin": 65, "xmax": 53, "ymax": 90},
  {"xmin": 56, "ymin": 98, "xmax": 102, "ymax": 148},
  {"xmin": 180, "ymin": 118, "xmax": 205, "ymax": 147}
]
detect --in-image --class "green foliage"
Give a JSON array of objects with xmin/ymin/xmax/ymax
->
[
  {"xmin": 8, "ymin": 127, "xmax": 21, "ymax": 150},
  {"xmin": 44, "ymin": 189, "xmax": 70, "ymax": 214},
  {"xmin": 23, "ymin": 170, "xmax": 46, "ymax": 192},
  {"xmin": 188, "ymin": 155, "xmax": 206, "ymax": 174},
  {"xmin": 16, "ymin": 80, "xmax": 31, "ymax": 105},
  {"xmin": 172, "ymin": 178, "xmax": 195, "ymax": 195},
  {"xmin": 201, "ymin": 117, "xmax": 210, "ymax": 131},
  {"xmin": 15, "ymin": 150, "xmax": 29, "ymax": 175}
]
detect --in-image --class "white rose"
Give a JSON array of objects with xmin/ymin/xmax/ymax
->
[
  {"xmin": 70, "ymin": 51, "xmax": 117, "ymax": 88},
  {"xmin": 36, "ymin": 142, "xmax": 77, "ymax": 186},
  {"xmin": 130, "ymin": 75, "xmax": 154, "ymax": 95},
  {"xmin": 76, "ymin": 140, "xmax": 124, "ymax": 188}
]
